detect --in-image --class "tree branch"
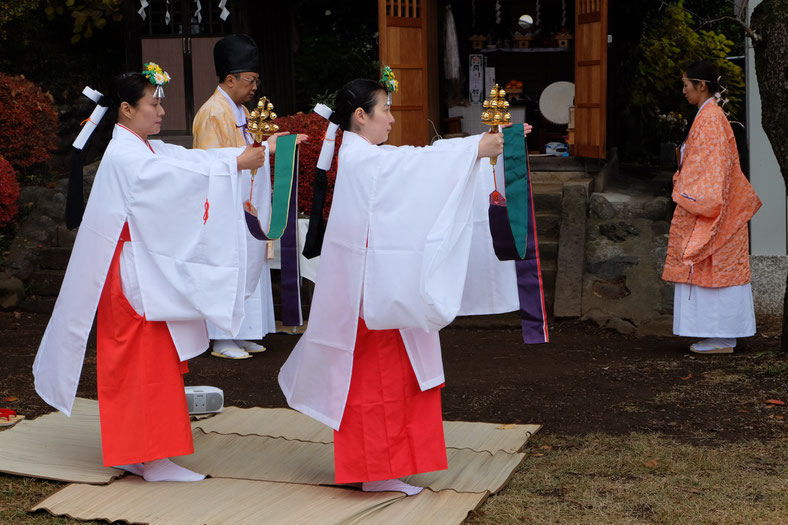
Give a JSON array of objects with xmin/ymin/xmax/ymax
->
[{"xmin": 700, "ymin": 15, "xmax": 762, "ymax": 42}]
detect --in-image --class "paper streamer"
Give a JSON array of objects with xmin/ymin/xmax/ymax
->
[
  {"xmin": 72, "ymin": 87, "xmax": 107, "ymax": 151},
  {"xmin": 218, "ymin": 0, "xmax": 229, "ymax": 21},
  {"xmin": 194, "ymin": 0, "xmax": 202, "ymax": 23},
  {"xmin": 165, "ymin": 0, "xmax": 171, "ymax": 25},
  {"xmin": 138, "ymin": 0, "xmax": 148, "ymax": 20}
]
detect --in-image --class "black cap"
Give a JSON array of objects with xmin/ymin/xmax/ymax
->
[{"xmin": 214, "ymin": 34, "xmax": 259, "ymax": 79}]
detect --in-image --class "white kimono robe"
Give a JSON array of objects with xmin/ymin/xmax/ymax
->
[
  {"xmin": 278, "ymin": 131, "xmax": 485, "ymax": 430},
  {"xmin": 33, "ymin": 124, "xmax": 260, "ymax": 416}
]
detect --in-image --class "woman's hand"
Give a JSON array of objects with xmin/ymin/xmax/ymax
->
[
  {"xmin": 523, "ymin": 123, "xmax": 533, "ymax": 136},
  {"xmin": 237, "ymin": 145, "xmax": 267, "ymax": 171},
  {"xmin": 266, "ymin": 132, "xmax": 309, "ymax": 155},
  {"xmin": 477, "ymin": 131, "xmax": 505, "ymax": 160}
]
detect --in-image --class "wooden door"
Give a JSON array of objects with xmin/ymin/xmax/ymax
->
[
  {"xmin": 138, "ymin": 0, "xmax": 233, "ymax": 133},
  {"xmin": 574, "ymin": 0, "xmax": 608, "ymax": 159},
  {"xmin": 378, "ymin": 0, "xmax": 430, "ymax": 146}
]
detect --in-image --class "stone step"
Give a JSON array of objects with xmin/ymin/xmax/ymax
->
[
  {"xmin": 38, "ymin": 247, "xmax": 72, "ymax": 271},
  {"xmin": 531, "ymin": 170, "xmax": 587, "ymax": 183},
  {"xmin": 537, "ymin": 238, "xmax": 558, "ymax": 261},
  {"xmin": 535, "ymin": 212, "xmax": 560, "ymax": 237},
  {"xmin": 29, "ymin": 269, "xmax": 65, "ymax": 297},
  {"xmin": 530, "ymin": 156, "xmax": 587, "ymax": 172},
  {"xmin": 564, "ymin": 177, "xmax": 594, "ymax": 198},
  {"xmin": 532, "ymin": 183, "xmax": 563, "ymax": 214}
]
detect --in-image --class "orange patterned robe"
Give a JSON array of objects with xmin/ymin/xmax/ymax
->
[
  {"xmin": 662, "ymin": 101, "xmax": 761, "ymax": 288},
  {"xmin": 192, "ymin": 88, "xmax": 249, "ymax": 149}
]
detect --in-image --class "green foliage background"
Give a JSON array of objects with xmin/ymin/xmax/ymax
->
[
  {"xmin": 292, "ymin": 0, "xmax": 379, "ymax": 112},
  {"xmin": 623, "ymin": 1, "xmax": 745, "ymax": 164}
]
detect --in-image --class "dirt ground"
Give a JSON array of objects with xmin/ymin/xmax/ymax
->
[{"xmin": 1, "ymin": 311, "xmax": 785, "ymax": 444}]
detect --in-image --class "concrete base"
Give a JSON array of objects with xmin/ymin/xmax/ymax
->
[{"xmin": 750, "ymin": 255, "xmax": 788, "ymax": 318}]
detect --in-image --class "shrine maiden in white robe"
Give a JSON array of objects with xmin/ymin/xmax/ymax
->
[
  {"xmin": 33, "ymin": 124, "xmax": 268, "ymax": 416},
  {"xmin": 279, "ymin": 131, "xmax": 490, "ymax": 430}
]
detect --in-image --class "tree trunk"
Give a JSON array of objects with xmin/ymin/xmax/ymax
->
[{"xmin": 751, "ymin": 0, "xmax": 788, "ymax": 352}]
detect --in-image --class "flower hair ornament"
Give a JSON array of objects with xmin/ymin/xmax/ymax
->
[
  {"xmin": 380, "ymin": 65, "xmax": 399, "ymax": 105},
  {"xmin": 142, "ymin": 62, "xmax": 170, "ymax": 99}
]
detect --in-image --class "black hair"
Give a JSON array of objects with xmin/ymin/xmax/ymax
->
[
  {"xmin": 331, "ymin": 79, "xmax": 386, "ymax": 132},
  {"xmin": 109, "ymin": 72, "xmax": 151, "ymax": 114},
  {"xmin": 684, "ymin": 60, "xmax": 722, "ymax": 93}
]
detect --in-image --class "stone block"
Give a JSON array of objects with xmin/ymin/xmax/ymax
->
[
  {"xmin": 591, "ymin": 277, "xmax": 631, "ymax": 299},
  {"xmin": 587, "ymin": 255, "xmax": 639, "ymax": 280},
  {"xmin": 589, "ymin": 193, "xmax": 616, "ymax": 219},
  {"xmin": 750, "ymin": 255, "xmax": 788, "ymax": 317},
  {"xmin": 643, "ymin": 197, "xmax": 671, "ymax": 221},
  {"xmin": 0, "ymin": 272, "xmax": 25, "ymax": 310},
  {"xmin": 599, "ymin": 221, "xmax": 639, "ymax": 242},
  {"xmin": 636, "ymin": 315, "xmax": 674, "ymax": 337},
  {"xmin": 56, "ymin": 225, "xmax": 78, "ymax": 248},
  {"xmin": 554, "ymin": 185, "xmax": 587, "ymax": 318}
]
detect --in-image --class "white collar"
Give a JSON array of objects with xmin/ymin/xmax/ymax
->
[
  {"xmin": 696, "ymin": 96, "xmax": 716, "ymax": 116},
  {"xmin": 217, "ymin": 86, "xmax": 247, "ymax": 127}
]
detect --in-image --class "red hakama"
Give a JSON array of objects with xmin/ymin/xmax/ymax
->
[
  {"xmin": 333, "ymin": 318, "xmax": 448, "ymax": 483},
  {"xmin": 96, "ymin": 223, "xmax": 194, "ymax": 467}
]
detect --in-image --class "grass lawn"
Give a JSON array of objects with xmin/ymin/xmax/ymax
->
[{"xmin": 3, "ymin": 432, "xmax": 786, "ymax": 524}]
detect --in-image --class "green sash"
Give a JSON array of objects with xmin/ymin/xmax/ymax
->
[
  {"xmin": 502, "ymin": 123, "xmax": 529, "ymax": 259},
  {"xmin": 266, "ymin": 134, "xmax": 298, "ymax": 239}
]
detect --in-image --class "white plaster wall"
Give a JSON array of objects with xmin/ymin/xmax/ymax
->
[{"xmin": 747, "ymin": 0, "xmax": 786, "ymax": 256}]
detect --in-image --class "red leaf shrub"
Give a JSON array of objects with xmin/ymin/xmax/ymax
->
[
  {"xmin": 0, "ymin": 155, "xmax": 20, "ymax": 227},
  {"xmin": 274, "ymin": 112, "xmax": 343, "ymax": 219},
  {"xmin": 0, "ymin": 74, "xmax": 58, "ymax": 172}
]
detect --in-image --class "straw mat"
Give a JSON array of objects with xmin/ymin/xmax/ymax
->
[
  {"xmin": 194, "ymin": 405, "xmax": 541, "ymax": 453},
  {"xmin": 9, "ymin": 399, "xmax": 539, "ymax": 524},
  {"xmin": 173, "ymin": 429, "xmax": 524, "ymax": 493},
  {"xmin": 32, "ymin": 477, "xmax": 487, "ymax": 525},
  {"xmin": 0, "ymin": 398, "xmax": 121, "ymax": 483}
]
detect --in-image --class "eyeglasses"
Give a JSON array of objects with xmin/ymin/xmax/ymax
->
[{"xmin": 236, "ymin": 75, "xmax": 260, "ymax": 87}]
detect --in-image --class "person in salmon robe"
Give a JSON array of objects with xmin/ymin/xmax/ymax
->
[
  {"xmin": 663, "ymin": 60, "xmax": 761, "ymax": 354},
  {"xmin": 33, "ymin": 66, "xmax": 273, "ymax": 482},
  {"xmin": 192, "ymin": 34, "xmax": 277, "ymax": 360},
  {"xmin": 279, "ymin": 76, "xmax": 530, "ymax": 495}
]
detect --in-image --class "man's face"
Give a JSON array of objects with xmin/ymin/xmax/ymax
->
[{"xmin": 225, "ymin": 72, "xmax": 259, "ymax": 104}]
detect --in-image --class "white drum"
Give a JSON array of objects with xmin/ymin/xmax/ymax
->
[{"xmin": 539, "ymin": 81, "xmax": 575, "ymax": 125}]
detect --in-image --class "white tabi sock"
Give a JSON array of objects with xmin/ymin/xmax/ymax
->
[
  {"xmin": 142, "ymin": 458, "xmax": 205, "ymax": 482},
  {"xmin": 235, "ymin": 340, "xmax": 266, "ymax": 353},
  {"xmin": 362, "ymin": 479, "xmax": 423, "ymax": 496},
  {"xmin": 691, "ymin": 338, "xmax": 736, "ymax": 351},
  {"xmin": 114, "ymin": 463, "xmax": 143, "ymax": 476}
]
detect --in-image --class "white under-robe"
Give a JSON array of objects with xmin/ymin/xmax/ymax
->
[
  {"xmin": 457, "ymin": 155, "xmax": 519, "ymax": 315},
  {"xmin": 278, "ymin": 131, "xmax": 487, "ymax": 430},
  {"xmin": 673, "ymin": 283, "xmax": 756, "ymax": 338},
  {"xmin": 202, "ymin": 86, "xmax": 276, "ymax": 340},
  {"xmin": 33, "ymin": 124, "xmax": 266, "ymax": 416}
]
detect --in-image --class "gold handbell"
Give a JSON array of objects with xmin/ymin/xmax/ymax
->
[
  {"xmin": 257, "ymin": 99, "xmax": 265, "ymax": 108},
  {"xmin": 272, "ymin": 124, "xmax": 280, "ymax": 132},
  {"xmin": 270, "ymin": 112, "xmax": 277, "ymax": 120},
  {"xmin": 267, "ymin": 103, "xmax": 274, "ymax": 111},
  {"xmin": 481, "ymin": 83, "xmax": 509, "ymax": 166}
]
